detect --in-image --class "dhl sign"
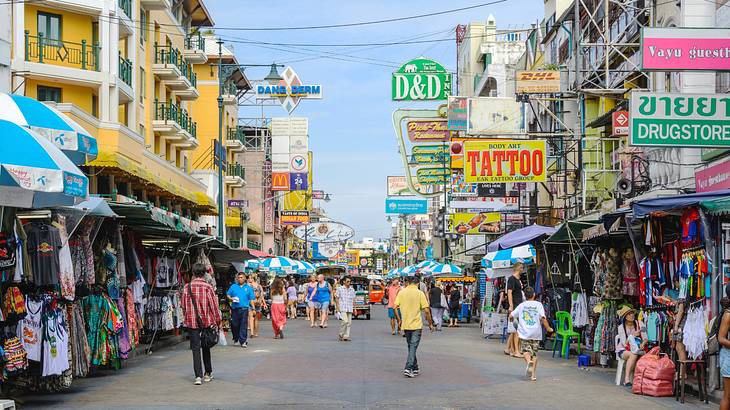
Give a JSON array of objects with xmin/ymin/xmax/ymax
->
[
  {"xmin": 272, "ymin": 172, "xmax": 290, "ymax": 191},
  {"xmin": 516, "ymin": 70, "xmax": 561, "ymax": 94}
]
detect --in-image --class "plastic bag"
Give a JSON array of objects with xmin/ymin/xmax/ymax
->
[{"xmin": 218, "ymin": 330, "xmax": 227, "ymax": 346}]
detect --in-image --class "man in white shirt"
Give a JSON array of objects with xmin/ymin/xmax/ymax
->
[{"xmin": 509, "ymin": 286, "xmax": 553, "ymax": 381}]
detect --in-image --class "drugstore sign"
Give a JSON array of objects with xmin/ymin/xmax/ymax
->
[
  {"xmin": 629, "ymin": 92, "xmax": 730, "ymax": 148},
  {"xmin": 392, "ymin": 58, "xmax": 452, "ymax": 101},
  {"xmin": 463, "ymin": 140, "xmax": 547, "ymax": 183}
]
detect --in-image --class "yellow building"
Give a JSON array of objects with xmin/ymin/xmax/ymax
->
[{"xmin": 10, "ymin": 0, "xmax": 217, "ymax": 220}]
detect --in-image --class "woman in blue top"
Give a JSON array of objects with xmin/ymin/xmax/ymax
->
[
  {"xmin": 310, "ymin": 274, "xmax": 331, "ymax": 328},
  {"xmin": 305, "ymin": 275, "xmax": 317, "ymax": 328}
]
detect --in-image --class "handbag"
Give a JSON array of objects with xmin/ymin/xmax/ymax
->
[{"xmin": 188, "ymin": 283, "xmax": 219, "ymax": 349}]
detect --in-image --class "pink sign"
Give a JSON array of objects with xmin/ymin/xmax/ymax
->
[
  {"xmin": 642, "ymin": 28, "xmax": 730, "ymax": 71},
  {"xmin": 696, "ymin": 160, "xmax": 730, "ymax": 193}
]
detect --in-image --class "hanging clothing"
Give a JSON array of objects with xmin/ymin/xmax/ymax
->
[
  {"xmin": 17, "ymin": 297, "xmax": 43, "ymax": 362},
  {"xmin": 42, "ymin": 308, "xmax": 70, "ymax": 376},
  {"xmin": 66, "ymin": 303, "xmax": 90, "ymax": 378},
  {"xmin": 25, "ymin": 222, "xmax": 63, "ymax": 286},
  {"xmin": 603, "ymin": 251, "xmax": 622, "ymax": 300},
  {"xmin": 682, "ymin": 304, "xmax": 707, "ymax": 360},
  {"xmin": 621, "ymin": 252, "xmax": 639, "ymax": 297},
  {"xmin": 54, "ymin": 215, "xmax": 75, "ymax": 300},
  {"xmin": 570, "ymin": 292, "xmax": 588, "ymax": 328}
]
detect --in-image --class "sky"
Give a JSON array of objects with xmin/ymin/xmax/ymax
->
[{"xmin": 206, "ymin": 1, "xmax": 544, "ymax": 241}]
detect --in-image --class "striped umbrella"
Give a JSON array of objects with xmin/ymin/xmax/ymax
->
[
  {"xmin": 0, "ymin": 93, "xmax": 98, "ymax": 165},
  {"xmin": 386, "ymin": 268, "xmax": 400, "ymax": 279},
  {"xmin": 427, "ymin": 263, "xmax": 463, "ymax": 276},
  {"xmin": 416, "ymin": 260, "xmax": 435, "ymax": 269},
  {"xmin": 400, "ymin": 265, "xmax": 417, "ymax": 277},
  {"xmin": 301, "ymin": 261, "xmax": 316, "ymax": 272},
  {"xmin": 260, "ymin": 256, "xmax": 296, "ymax": 274},
  {"xmin": 291, "ymin": 260, "xmax": 315, "ymax": 275},
  {"xmin": 0, "ymin": 120, "xmax": 88, "ymax": 208},
  {"xmin": 481, "ymin": 244, "xmax": 536, "ymax": 269}
]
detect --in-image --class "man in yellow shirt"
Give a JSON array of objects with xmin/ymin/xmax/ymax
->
[{"xmin": 395, "ymin": 275, "xmax": 434, "ymax": 378}]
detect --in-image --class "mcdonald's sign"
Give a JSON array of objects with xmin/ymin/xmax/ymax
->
[{"xmin": 272, "ymin": 172, "xmax": 290, "ymax": 191}]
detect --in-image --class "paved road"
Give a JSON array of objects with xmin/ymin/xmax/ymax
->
[{"xmin": 18, "ymin": 306, "xmax": 712, "ymax": 409}]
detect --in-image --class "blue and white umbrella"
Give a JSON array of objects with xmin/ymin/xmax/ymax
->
[
  {"xmin": 301, "ymin": 261, "xmax": 316, "ymax": 273},
  {"xmin": 416, "ymin": 260, "xmax": 435, "ymax": 269},
  {"xmin": 0, "ymin": 93, "xmax": 98, "ymax": 165},
  {"xmin": 0, "ymin": 120, "xmax": 88, "ymax": 208},
  {"xmin": 427, "ymin": 263, "xmax": 463, "ymax": 276},
  {"xmin": 260, "ymin": 256, "xmax": 296, "ymax": 273},
  {"xmin": 400, "ymin": 265, "xmax": 417, "ymax": 277},
  {"xmin": 386, "ymin": 268, "xmax": 400, "ymax": 279},
  {"xmin": 291, "ymin": 260, "xmax": 315, "ymax": 275},
  {"xmin": 481, "ymin": 244, "xmax": 536, "ymax": 269}
]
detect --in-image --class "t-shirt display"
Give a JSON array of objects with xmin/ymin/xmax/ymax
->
[
  {"xmin": 511, "ymin": 300, "xmax": 546, "ymax": 341},
  {"xmin": 18, "ymin": 298, "xmax": 43, "ymax": 362},
  {"xmin": 25, "ymin": 222, "xmax": 62, "ymax": 286}
]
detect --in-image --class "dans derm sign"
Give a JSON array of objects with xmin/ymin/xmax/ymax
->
[
  {"xmin": 256, "ymin": 67, "xmax": 322, "ymax": 114},
  {"xmin": 641, "ymin": 28, "xmax": 730, "ymax": 71},
  {"xmin": 463, "ymin": 140, "xmax": 547, "ymax": 183},
  {"xmin": 630, "ymin": 92, "xmax": 730, "ymax": 148},
  {"xmin": 392, "ymin": 58, "xmax": 452, "ymax": 101}
]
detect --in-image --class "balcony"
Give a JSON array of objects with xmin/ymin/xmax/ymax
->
[
  {"xmin": 118, "ymin": 53, "xmax": 132, "ymax": 86},
  {"xmin": 152, "ymin": 100, "xmax": 197, "ymax": 148},
  {"xmin": 221, "ymin": 81, "xmax": 238, "ymax": 105},
  {"xmin": 225, "ymin": 162, "xmax": 246, "ymax": 187},
  {"xmin": 183, "ymin": 32, "xmax": 207, "ymax": 64},
  {"xmin": 153, "ymin": 43, "xmax": 197, "ymax": 95},
  {"xmin": 140, "ymin": 0, "xmax": 169, "ymax": 9},
  {"xmin": 24, "ymin": 31, "xmax": 99, "ymax": 72},
  {"xmin": 225, "ymin": 127, "xmax": 244, "ymax": 152}
]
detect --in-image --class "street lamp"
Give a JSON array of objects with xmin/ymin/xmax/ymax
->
[{"xmin": 264, "ymin": 64, "xmax": 283, "ymax": 84}]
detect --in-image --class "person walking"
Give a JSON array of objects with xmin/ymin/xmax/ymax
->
[
  {"xmin": 181, "ymin": 263, "xmax": 222, "ymax": 385},
  {"xmin": 395, "ymin": 275, "xmax": 434, "ymax": 378},
  {"xmin": 270, "ymin": 278, "xmax": 288, "ymax": 339},
  {"xmin": 335, "ymin": 276, "xmax": 356, "ymax": 342},
  {"xmin": 448, "ymin": 285, "xmax": 461, "ymax": 327},
  {"xmin": 226, "ymin": 272, "xmax": 255, "ymax": 348},
  {"xmin": 387, "ymin": 279, "xmax": 402, "ymax": 335},
  {"xmin": 248, "ymin": 275, "xmax": 267, "ymax": 338},
  {"xmin": 286, "ymin": 280, "xmax": 298, "ymax": 319},
  {"xmin": 310, "ymin": 274, "xmax": 331, "ymax": 328},
  {"xmin": 305, "ymin": 275, "xmax": 317, "ymax": 327},
  {"xmin": 429, "ymin": 281, "xmax": 445, "ymax": 331},
  {"xmin": 505, "ymin": 262, "xmax": 525, "ymax": 357},
  {"xmin": 509, "ymin": 286, "xmax": 553, "ymax": 381}
]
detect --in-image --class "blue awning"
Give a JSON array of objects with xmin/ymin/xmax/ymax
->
[
  {"xmin": 631, "ymin": 189, "xmax": 730, "ymax": 218},
  {"xmin": 487, "ymin": 224, "xmax": 557, "ymax": 252}
]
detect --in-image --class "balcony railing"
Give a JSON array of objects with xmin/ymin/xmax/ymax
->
[
  {"xmin": 118, "ymin": 53, "xmax": 132, "ymax": 86},
  {"xmin": 247, "ymin": 240, "xmax": 261, "ymax": 250},
  {"xmin": 154, "ymin": 100, "xmax": 197, "ymax": 138},
  {"xmin": 222, "ymin": 81, "xmax": 238, "ymax": 96},
  {"xmin": 227, "ymin": 127, "xmax": 243, "ymax": 143},
  {"xmin": 118, "ymin": 0, "xmax": 132, "ymax": 19},
  {"xmin": 185, "ymin": 32, "xmax": 204, "ymax": 51},
  {"xmin": 24, "ymin": 31, "xmax": 100, "ymax": 71},
  {"xmin": 227, "ymin": 162, "xmax": 245, "ymax": 180},
  {"xmin": 154, "ymin": 43, "xmax": 197, "ymax": 87}
]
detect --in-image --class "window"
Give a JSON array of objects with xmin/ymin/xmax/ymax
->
[
  {"xmin": 37, "ymin": 85, "xmax": 61, "ymax": 103},
  {"xmin": 139, "ymin": 123, "xmax": 146, "ymax": 139},
  {"xmin": 37, "ymin": 12, "xmax": 61, "ymax": 45},
  {"xmin": 91, "ymin": 94, "xmax": 98, "ymax": 118},
  {"xmin": 140, "ymin": 9, "xmax": 148, "ymax": 44},
  {"xmin": 139, "ymin": 67, "xmax": 146, "ymax": 99}
]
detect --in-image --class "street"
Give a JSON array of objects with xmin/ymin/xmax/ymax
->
[{"xmin": 17, "ymin": 306, "xmax": 711, "ymax": 410}]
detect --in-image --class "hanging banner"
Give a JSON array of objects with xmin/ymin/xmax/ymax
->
[
  {"xmin": 293, "ymin": 222, "xmax": 355, "ymax": 243},
  {"xmin": 447, "ymin": 96, "xmax": 468, "ymax": 130},
  {"xmin": 280, "ymin": 210, "xmax": 310, "ymax": 225},
  {"xmin": 515, "ymin": 71, "xmax": 561, "ymax": 94},
  {"xmin": 448, "ymin": 212, "xmax": 502, "ymax": 235},
  {"xmin": 406, "ymin": 120, "xmax": 449, "ymax": 142},
  {"xmin": 629, "ymin": 92, "xmax": 730, "ymax": 148},
  {"xmin": 463, "ymin": 140, "xmax": 547, "ymax": 183},
  {"xmin": 392, "ymin": 58, "xmax": 452, "ymax": 101},
  {"xmin": 467, "ymin": 98, "xmax": 523, "ymax": 135},
  {"xmin": 640, "ymin": 28, "xmax": 730, "ymax": 71}
]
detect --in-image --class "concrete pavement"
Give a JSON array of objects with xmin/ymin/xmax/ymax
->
[{"xmin": 16, "ymin": 306, "xmax": 712, "ymax": 409}]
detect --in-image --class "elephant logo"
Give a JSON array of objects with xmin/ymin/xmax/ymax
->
[{"xmin": 404, "ymin": 64, "xmax": 418, "ymax": 73}]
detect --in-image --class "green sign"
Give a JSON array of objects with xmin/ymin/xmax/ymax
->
[
  {"xmin": 392, "ymin": 58, "xmax": 452, "ymax": 101},
  {"xmin": 416, "ymin": 167, "xmax": 450, "ymax": 185},
  {"xmin": 630, "ymin": 92, "xmax": 730, "ymax": 148},
  {"xmin": 411, "ymin": 144, "xmax": 449, "ymax": 165},
  {"xmin": 412, "ymin": 144, "xmax": 448, "ymax": 155}
]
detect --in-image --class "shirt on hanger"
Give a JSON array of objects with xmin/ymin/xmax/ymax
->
[{"xmin": 25, "ymin": 223, "xmax": 62, "ymax": 286}]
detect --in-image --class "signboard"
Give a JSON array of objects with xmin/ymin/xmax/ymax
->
[
  {"xmin": 463, "ymin": 140, "xmax": 547, "ymax": 183},
  {"xmin": 516, "ymin": 71, "xmax": 561, "ymax": 94},
  {"xmin": 290, "ymin": 135, "xmax": 308, "ymax": 154},
  {"xmin": 478, "ymin": 183, "xmax": 506, "ymax": 197},
  {"xmin": 612, "ymin": 111, "xmax": 629, "ymax": 136},
  {"xmin": 280, "ymin": 210, "xmax": 310, "ymax": 225},
  {"xmin": 346, "ymin": 250, "xmax": 360, "ymax": 266},
  {"xmin": 387, "ymin": 176, "xmax": 423, "ymax": 196},
  {"xmin": 313, "ymin": 242, "xmax": 341, "ymax": 259},
  {"xmin": 289, "ymin": 172, "xmax": 308, "ymax": 191},
  {"xmin": 465, "ymin": 235, "xmax": 488, "ymax": 256},
  {"xmin": 630, "ymin": 92, "xmax": 730, "ymax": 148},
  {"xmin": 385, "ymin": 198, "xmax": 428, "ymax": 214},
  {"xmin": 696, "ymin": 159, "xmax": 730, "ymax": 193},
  {"xmin": 406, "ymin": 120, "xmax": 449, "ymax": 142},
  {"xmin": 467, "ymin": 98, "xmax": 523, "ymax": 135},
  {"xmin": 448, "ymin": 212, "xmax": 501, "ymax": 235},
  {"xmin": 451, "ymin": 170, "xmax": 477, "ymax": 197},
  {"xmin": 392, "ymin": 58, "xmax": 452, "ymax": 101},
  {"xmin": 376, "ymin": 258, "xmax": 384, "ymax": 271},
  {"xmin": 272, "ymin": 172, "xmax": 290, "ymax": 191},
  {"xmin": 293, "ymin": 222, "xmax": 355, "ymax": 243},
  {"xmin": 640, "ymin": 28, "xmax": 730, "ymax": 71},
  {"xmin": 311, "ymin": 190, "xmax": 325, "ymax": 200},
  {"xmin": 447, "ymin": 96, "xmax": 468, "ymax": 130},
  {"xmin": 227, "ymin": 199, "xmax": 248, "ymax": 208},
  {"xmin": 411, "ymin": 144, "xmax": 449, "ymax": 166},
  {"xmin": 416, "ymin": 167, "xmax": 450, "ymax": 185},
  {"xmin": 290, "ymin": 154, "xmax": 308, "ymax": 172},
  {"xmin": 450, "ymin": 197, "xmax": 518, "ymax": 211},
  {"xmin": 256, "ymin": 66, "xmax": 322, "ymax": 114}
]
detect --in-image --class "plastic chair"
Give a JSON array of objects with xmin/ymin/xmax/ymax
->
[{"xmin": 551, "ymin": 311, "xmax": 581, "ymax": 359}]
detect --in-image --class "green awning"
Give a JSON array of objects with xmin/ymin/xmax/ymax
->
[
  {"xmin": 110, "ymin": 202, "xmax": 200, "ymax": 239},
  {"xmin": 701, "ymin": 197, "xmax": 730, "ymax": 215},
  {"xmin": 544, "ymin": 220, "xmax": 599, "ymax": 245}
]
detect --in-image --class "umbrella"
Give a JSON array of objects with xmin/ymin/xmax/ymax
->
[
  {"xmin": 481, "ymin": 244, "xmax": 536, "ymax": 269},
  {"xmin": 260, "ymin": 256, "xmax": 296, "ymax": 273},
  {"xmin": 0, "ymin": 93, "xmax": 98, "ymax": 165},
  {"xmin": 400, "ymin": 265, "xmax": 417, "ymax": 277},
  {"xmin": 301, "ymin": 261, "xmax": 316, "ymax": 273},
  {"xmin": 0, "ymin": 120, "xmax": 88, "ymax": 208},
  {"xmin": 386, "ymin": 268, "xmax": 400, "ymax": 279},
  {"xmin": 416, "ymin": 259, "xmax": 435, "ymax": 269},
  {"xmin": 427, "ymin": 263, "xmax": 463, "ymax": 276},
  {"xmin": 243, "ymin": 259, "xmax": 261, "ymax": 270},
  {"xmin": 291, "ymin": 260, "xmax": 315, "ymax": 275},
  {"xmin": 63, "ymin": 196, "xmax": 117, "ymax": 217}
]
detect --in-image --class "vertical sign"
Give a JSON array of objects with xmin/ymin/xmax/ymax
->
[{"xmin": 447, "ymin": 96, "xmax": 468, "ymax": 131}]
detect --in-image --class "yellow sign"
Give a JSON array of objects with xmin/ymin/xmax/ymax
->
[
  {"xmin": 448, "ymin": 212, "xmax": 501, "ymax": 235},
  {"xmin": 463, "ymin": 140, "xmax": 547, "ymax": 183},
  {"xmin": 516, "ymin": 70, "xmax": 561, "ymax": 94},
  {"xmin": 346, "ymin": 250, "xmax": 360, "ymax": 266},
  {"xmin": 399, "ymin": 246, "xmax": 406, "ymax": 254}
]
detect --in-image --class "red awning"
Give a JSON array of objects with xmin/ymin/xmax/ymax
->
[{"xmin": 244, "ymin": 248, "xmax": 275, "ymax": 259}]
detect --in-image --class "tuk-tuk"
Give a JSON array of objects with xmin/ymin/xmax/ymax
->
[
  {"xmin": 369, "ymin": 282, "xmax": 385, "ymax": 305},
  {"xmin": 350, "ymin": 276, "xmax": 371, "ymax": 320}
]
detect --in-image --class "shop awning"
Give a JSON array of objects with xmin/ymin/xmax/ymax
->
[
  {"xmin": 632, "ymin": 189, "xmax": 730, "ymax": 219},
  {"xmin": 544, "ymin": 220, "xmax": 598, "ymax": 245},
  {"xmin": 209, "ymin": 248, "xmax": 261, "ymax": 270},
  {"xmin": 63, "ymin": 196, "xmax": 118, "ymax": 218},
  {"xmin": 700, "ymin": 197, "xmax": 730, "ymax": 215},
  {"xmin": 109, "ymin": 201, "xmax": 200, "ymax": 239},
  {"xmin": 581, "ymin": 217, "xmax": 622, "ymax": 241},
  {"xmin": 487, "ymin": 224, "xmax": 557, "ymax": 252}
]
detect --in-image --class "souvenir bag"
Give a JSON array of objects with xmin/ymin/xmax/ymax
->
[
  {"xmin": 188, "ymin": 283, "xmax": 218, "ymax": 349},
  {"xmin": 632, "ymin": 347, "xmax": 675, "ymax": 397}
]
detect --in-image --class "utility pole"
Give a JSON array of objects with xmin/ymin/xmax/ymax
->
[{"xmin": 216, "ymin": 39, "xmax": 224, "ymax": 241}]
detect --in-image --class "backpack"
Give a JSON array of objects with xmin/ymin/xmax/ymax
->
[{"xmin": 707, "ymin": 309, "xmax": 730, "ymax": 355}]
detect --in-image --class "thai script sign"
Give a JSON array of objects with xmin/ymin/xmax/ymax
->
[
  {"xmin": 392, "ymin": 58, "xmax": 452, "ymax": 101},
  {"xmin": 641, "ymin": 28, "xmax": 730, "ymax": 71},
  {"xmin": 515, "ymin": 71, "xmax": 561, "ymax": 93},
  {"xmin": 629, "ymin": 92, "xmax": 730, "ymax": 148},
  {"xmin": 463, "ymin": 140, "xmax": 547, "ymax": 183},
  {"xmin": 448, "ymin": 212, "xmax": 502, "ymax": 235},
  {"xmin": 447, "ymin": 96, "xmax": 468, "ymax": 130},
  {"xmin": 385, "ymin": 198, "xmax": 428, "ymax": 214},
  {"xmin": 406, "ymin": 120, "xmax": 449, "ymax": 142}
]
